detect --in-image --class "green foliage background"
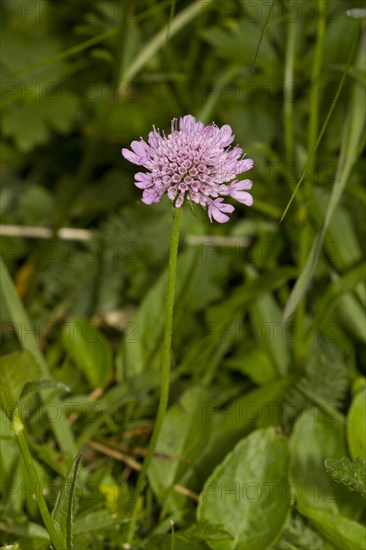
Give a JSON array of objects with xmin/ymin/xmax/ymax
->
[{"xmin": 0, "ymin": 1, "xmax": 365, "ymax": 549}]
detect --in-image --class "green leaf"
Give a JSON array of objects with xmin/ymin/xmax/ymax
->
[
  {"xmin": 120, "ymin": 0, "xmax": 214, "ymax": 90},
  {"xmin": 0, "ymin": 351, "xmax": 40, "ymax": 419},
  {"xmin": 289, "ymin": 408, "xmax": 363, "ymax": 519},
  {"xmin": 140, "ymin": 521, "xmax": 233, "ymax": 550},
  {"xmin": 250, "ymin": 290, "xmax": 290, "ymax": 377},
  {"xmin": 0, "ymin": 520, "xmax": 50, "ymax": 542},
  {"xmin": 53, "ymin": 451, "xmax": 84, "ymax": 550},
  {"xmin": 73, "ymin": 510, "xmax": 121, "ymax": 536},
  {"xmin": 2, "ymin": 97, "xmax": 80, "ymax": 152},
  {"xmin": 13, "ymin": 28, "xmax": 117, "ymax": 76},
  {"xmin": 293, "ymin": 340, "xmax": 350, "ymax": 412},
  {"xmin": 347, "ymin": 389, "xmax": 366, "ymax": 459},
  {"xmin": 198, "ymin": 378, "xmax": 293, "ymax": 479},
  {"xmin": 0, "ymin": 258, "xmax": 49, "ymax": 378},
  {"xmin": 0, "ymin": 257, "xmax": 77, "ymax": 455},
  {"xmin": 148, "ymin": 387, "xmax": 211, "ymax": 499},
  {"xmin": 62, "ymin": 319, "xmax": 113, "ymax": 388},
  {"xmin": 208, "ymin": 267, "xmax": 297, "ymax": 326},
  {"xmin": 225, "ymin": 347, "xmax": 278, "ymax": 385},
  {"xmin": 298, "ymin": 503, "xmax": 366, "ymax": 550},
  {"xmin": 201, "ymin": 19, "xmax": 276, "ymax": 69},
  {"xmin": 197, "ymin": 428, "xmax": 290, "ymax": 550},
  {"xmin": 21, "ymin": 379, "xmax": 70, "ymax": 400},
  {"xmin": 270, "ymin": 512, "xmax": 327, "ymax": 550},
  {"xmin": 188, "ymin": 522, "xmax": 234, "ymax": 543},
  {"xmin": 308, "ymin": 262, "xmax": 366, "ymax": 336},
  {"xmin": 325, "ymin": 456, "xmax": 366, "ymax": 498}
]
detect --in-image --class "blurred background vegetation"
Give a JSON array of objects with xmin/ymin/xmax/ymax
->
[{"xmin": 0, "ymin": 0, "xmax": 365, "ymax": 549}]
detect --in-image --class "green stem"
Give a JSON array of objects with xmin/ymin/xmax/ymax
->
[
  {"xmin": 126, "ymin": 207, "xmax": 183, "ymax": 542},
  {"xmin": 283, "ymin": 17, "xmax": 296, "ymax": 164},
  {"xmin": 13, "ymin": 412, "xmax": 65, "ymax": 550},
  {"xmin": 307, "ymin": 0, "xmax": 326, "ymax": 176}
]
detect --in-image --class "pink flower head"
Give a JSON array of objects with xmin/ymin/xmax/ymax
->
[{"xmin": 121, "ymin": 115, "xmax": 254, "ymax": 223}]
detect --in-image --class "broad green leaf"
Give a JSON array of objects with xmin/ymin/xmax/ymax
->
[
  {"xmin": 290, "ymin": 409, "xmax": 363, "ymax": 519},
  {"xmin": 269, "ymin": 512, "xmax": 327, "ymax": 550},
  {"xmin": 62, "ymin": 318, "xmax": 113, "ymax": 388},
  {"xmin": 144, "ymin": 522, "xmax": 234, "ymax": 550},
  {"xmin": 283, "ymin": 30, "xmax": 366, "ymax": 323},
  {"xmin": 197, "ymin": 378, "xmax": 293, "ymax": 480},
  {"xmin": 347, "ymin": 389, "xmax": 366, "ymax": 459},
  {"xmin": 3, "ymin": 96, "xmax": 80, "ymax": 152},
  {"xmin": 197, "ymin": 428, "xmax": 291, "ymax": 550},
  {"xmin": 140, "ymin": 534, "xmax": 210, "ymax": 550},
  {"xmin": 325, "ymin": 456, "xmax": 366, "ymax": 498},
  {"xmin": 297, "ymin": 340, "xmax": 350, "ymax": 411},
  {"xmin": 0, "ymin": 351, "xmax": 40, "ymax": 419},
  {"xmin": 188, "ymin": 522, "xmax": 234, "ymax": 543},
  {"xmin": 225, "ymin": 347, "xmax": 278, "ymax": 385},
  {"xmin": 53, "ymin": 451, "xmax": 84, "ymax": 550},
  {"xmin": 148, "ymin": 387, "xmax": 211, "ymax": 499},
  {"xmin": 298, "ymin": 503, "xmax": 366, "ymax": 550}
]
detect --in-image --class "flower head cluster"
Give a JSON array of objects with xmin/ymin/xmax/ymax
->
[{"xmin": 121, "ymin": 115, "xmax": 253, "ymax": 223}]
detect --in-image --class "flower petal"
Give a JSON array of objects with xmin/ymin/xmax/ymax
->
[
  {"xmin": 218, "ymin": 124, "xmax": 234, "ymax": 147},
  {"xmin": 230, "ymin": 179, "xmax": 252, "ymax": 191},
  {"xmin": 134, "ymin": 172, "xmax": 153, "ymax": 189},
  {"xmin": 179, "ymin": 114, "xmax": 197, "ymax": 132},
  {"xmin": 141, "ymin": 189, "xmax": 161, "ymax": 205},
  {"xmin": 148, "ymin": 130, "xmax": 162, "ymax": 147},
  {"xmin": 236, "ymin": 158, "xmax": 254, "ymax": 173},
  {"xmin": 208, "ymin": 198, "xmax": 234, "ymax": 223},
  {"xmin": 230, "ymin": 190, "xmax": 253, "ymax": 205},
  {"xmin": 121, "ymin": 148, "xmax": 141, "ymax": 165}
]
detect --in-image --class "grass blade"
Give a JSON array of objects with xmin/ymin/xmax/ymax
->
[
  {"xmin": 0, "ymin": 257, "xmax": 77, "ymax": 455},
  {"xmin": 14, "ymin": 29, "xmax": 117, "ymax": 76},
  {"xmin": 305, "ymin": 262, "xmax": 366, "ymax": 340},
  {"xmin": 279, "ymin": 32, "xmax": 359, "ymax": 223},
  {"xmin": 251, "ymin": 0, "xmax": 276, "ymax": 72},
  {"xmin": 119, "ymin": 0, "xmax": 213, "ymax": 91},
  {"xmin": 282, "ymin": 28, "xmax": 366, "ymax": 323}
]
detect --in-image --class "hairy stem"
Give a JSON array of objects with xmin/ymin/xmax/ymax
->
[{"xmin": 126, "ymin": 207, "xmax": 183, "ymax": 542}]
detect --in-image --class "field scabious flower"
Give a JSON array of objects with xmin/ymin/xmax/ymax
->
[{"xmin": 122, "ymin": 115, "xmax": 253, "ymax": 223}]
